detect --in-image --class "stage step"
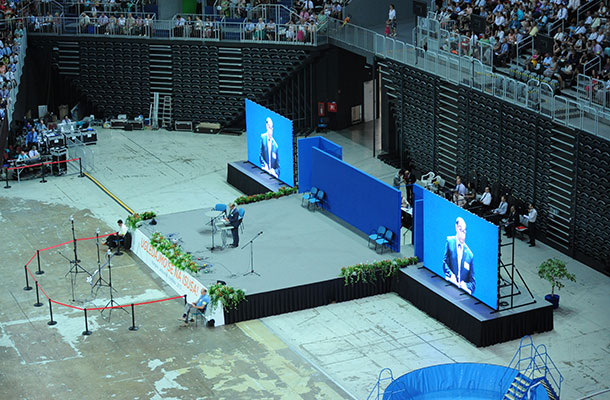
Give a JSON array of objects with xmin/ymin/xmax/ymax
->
[{"xmin": 502, "ymin": 373, "xmax": 531, "ymax": 400}]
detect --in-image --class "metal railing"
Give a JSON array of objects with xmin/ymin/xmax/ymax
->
[
  {"xmin": 576, "ymin": 0, "xmax": 601, "ymax": 24},
  {"xmin": 27, "ymin": 16, "xmax": 320, "ymax": 46},
  {"xmin": 576, "ymin": 73, "xmax": 610, "ymax": 110},
  {"xmin": 7, "ymin": 28, "xmax": 27, "ymax": 128}
]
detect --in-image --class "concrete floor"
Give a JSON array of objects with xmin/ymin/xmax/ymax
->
[{"xmin": 1, "ymin": 124, "xmax": 608, "ymax": 399}]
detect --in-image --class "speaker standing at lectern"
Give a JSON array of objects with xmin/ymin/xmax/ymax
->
[
  {"xmin": 259, "ymin": 117, "xmax": 280, "ymax": 178},
  {"xmin": 224, "ymin": 203, "xmax": 240, "ymax": 248}
]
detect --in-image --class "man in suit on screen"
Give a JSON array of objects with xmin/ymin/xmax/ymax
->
[
  {"xmin": 443, "ymin": 217, "xmax": 476, "ymax": 294},
  {"xmin": 259, "ymin": 117, "xmax": 280, "ymax": 178}
]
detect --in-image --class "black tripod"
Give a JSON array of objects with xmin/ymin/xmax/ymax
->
[
  {"xmin": 242, "ymin": 231, "xmax": 263, "ymax": 277},
  {"xmin": 101, "ymin": 250, "xmax": 127, "ymax": 321},
  {"xmin": 63, "ymin": 216, "xmax": 91, "ymax": 302},
  {"xmin": 89, "ymin": 229, "xmax": 113, "ymax": 296}
]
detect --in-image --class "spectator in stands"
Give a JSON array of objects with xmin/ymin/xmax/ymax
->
[
  {"xmin": 79, "ymin": 12, "xmax": 90, "ymax": 33},
  {"xmin": 244, "ymin": 18, "xmax": 255, "ymax": 39},
  {"xmin": 388, "ymin": 4, "xmax": 397, "ymax": 38},
  {"xmin": 494, "ymin": 37, "xmax": 509, "ymax": 66},
  {"xmin": 174, "ymin": 14, "xmax": 186, "ymax": 37},
  {"xmin": 254, "ymin": 18, "xmax": 265, "ymax": 40},
  {"xmin": 487, "ymin": 194, "xmax": 508, "ymax": 223},
  {"xmin": 204, "ymin": 16, "xmax": 213, "ymax": 38},
  {"xmin": 17, "ymin": 149, "xmax": 28, "ymax": 161},
  {"xmin": 97, "ymin": 13, "xmax": 109, "ymax": 34},
  {"xmin": 25, "ymin": 127, "xmax": 38, "ymax": 147},
  {"xmin": 28, "ymin": 146, "xmax": 40, "ymax": 160},
  {"xmin": 455, "ymin": 176, "xmax": 467, "ymax": 196},
  {"xmin": 266, "ymin": 18, "xmax": 276, "ymax": 41},
  {"xmin": 453, "ymin": 190, "xmax": 466, "ymax": 207},
  {"xmin": 393, "ymin": 168, "xmax": 405, "ymax": 189}
]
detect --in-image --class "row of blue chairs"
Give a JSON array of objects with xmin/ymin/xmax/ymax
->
[
  {"xmin": 368, "ymin": 226, "xmax": 394, "ymax": 254},
  {"xmin": 301, "ymin": 187, "xmax": 325, "ymax": 211}
]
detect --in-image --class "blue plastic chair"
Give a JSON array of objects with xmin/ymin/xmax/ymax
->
[
  {"xmin": 308, "ymin": 189, "xmax": 325, "ymax": 210},
  {"xmin": 368, "ymin": 226, "xmax": 387, "ymax": 248},
  {"xmin": 375, "ymin": 229, "xmax": 394, "ymax": 253},
  {"xmin": 301, "ymin": 187, "xmax": 318, "ymax": 207},
  {"xmin": 214, "ymin": 204, "xmax": 227, "ymax": 214},
  {"xmin": 238, "ymin": 208, "xmax": 245, "ymax": 232}
]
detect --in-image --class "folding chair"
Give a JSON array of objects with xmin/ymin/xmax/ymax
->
[
  {"xmin": 308, "ymin": 190, "xmax": 325, "ymax": 211},
  {"xmin": 238, "ymin": 208, "xmax": 245, "ymax": 233},
  {"xmin": 193, "ymin": 305, "xmax": 214, "ymax": 327},
  {"xmin": 375, "ymin": 229, "xmax": 394, "ymax": 253}
]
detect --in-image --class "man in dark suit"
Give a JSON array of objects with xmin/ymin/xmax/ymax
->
[
  {"xmin": 443, "ymin": 217, "xmax": 476, "ymax": 294},
  {"xmin": 224, "ymin": 203, "xmax": 240, "ymax": 248},
  {"xmin": 259, "ymin": 117, "xmax": 280, "ymax": 178}
]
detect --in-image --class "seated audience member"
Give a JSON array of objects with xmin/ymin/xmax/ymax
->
[
  {"xmin": 487, "ymin": 195, "xmax": 508, "ymax": 222},
  {"xmin": 470, "ymin": 186, "xmax": 492, "ymax": 211},
  {"xmin": 453, "ymin": 190, "xmax": 466, "ymax": 208},
  {"xmin": 104, "ymin": 219, "xmax": 128, "ymax": 249},
  {"xmin": 455, "ymin": 176, "xmax": 467, "ymax": 196},
  {"xmin": 28, "ymin": 146, "xmax": 40, "ymax": 160},
  {"xmin": 180, "ymin": 288, "xmax": 209, "ymax": 326},
  {"xmin": 17, "ymin": 150, "xmax": 29, "ymax": 161},
  {"xmin": 504, "ymin": 205, "xmax": 518, "ymax": 237}
]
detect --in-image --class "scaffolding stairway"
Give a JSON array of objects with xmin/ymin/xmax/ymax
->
[
  {"xmin": 149, "ymin": 44, "xmax": 172, "ymax": 110},
  {"xmin": 436, "ymin": 81, "xmax": 459, "ymax": 181},
  {"xmin": 161, "ymin": 96, "xmax": 172, "ymax": 129},
  {"xmin": 55, "ymin": 40, "xmax": 80, "ymax": 76},
  {"xmin": 218, "ymin": 47, "xmax": 243, "ymax": 96}
]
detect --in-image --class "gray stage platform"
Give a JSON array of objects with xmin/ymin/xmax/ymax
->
[{"xmin": 138, "ymin": 194, "xmax": 404, "ymax": 296}]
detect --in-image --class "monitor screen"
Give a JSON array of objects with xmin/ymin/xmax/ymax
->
[
  {"xmin": 245, "ymin": 99, "xmax": 295, "ymax": 187},
  {"xmin": 422, "ymin": 189, "xmax": 499, "ymax": 309}
]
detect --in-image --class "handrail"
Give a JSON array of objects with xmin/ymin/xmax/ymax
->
[
  {"xmin": 366, "ymin": 368, "xmax": 394, "ymax": 400},
  {"xmin": 577, "ymin": 389, "xmax": 610, "ymax": 400},
  {"xmin": 7, "ymin": 27, "xmax": 27, "ymax": 128},
  {"xmin": 576, "ymin": 0, "xmax": 601, "ymax": 24}
]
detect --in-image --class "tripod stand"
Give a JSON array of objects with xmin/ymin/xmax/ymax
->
[
  {"xmin": 89, "ymin": 229, "xmax": 114, "ymax": 296},
  {"xmin": 64, "ymin": 215, "xmax": 91, "ymax": 277},
  {"xmin": 242, "ymin": 231, "xmax": 263, "ymax": 277},
  {"xmin": 101, "ymin": 250, "xmax": 127, "ymax": 321}
]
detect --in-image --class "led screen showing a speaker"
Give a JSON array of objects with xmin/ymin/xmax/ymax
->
[
  {"xmin": 245, "ymin": 99, "xmax": 295, "ymax": 187},
  {"xmin": 422, "ymin": 189, "xmax": 499, "ymax": 309}
]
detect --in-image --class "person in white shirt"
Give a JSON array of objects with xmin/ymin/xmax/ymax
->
[
  {"xmin": 388, "ymin": 4, "xmax": 397, "ymax": 37},
  {"xmin": 28, "ymin": 146, "xmax": 40, "ymax": 160},
  {"xmin": 480, "ymin": 186, "xmax": 492, "ymax": 207},
  {"xmin": 525, "ymin": 203, "xmax": 537, "ymax": 246},
  {"xmin": 105, "ymin": 219, "xmax": 129, "ymax": 250}
]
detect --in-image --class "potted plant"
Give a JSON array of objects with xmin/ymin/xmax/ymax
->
[{"xmin": 537, "ymin": 258, "xmax": 576, "ymax": 309}]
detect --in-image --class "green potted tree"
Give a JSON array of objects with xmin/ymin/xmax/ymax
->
[{"xmin": 537, "ymin": 258, "xmax": 576, "ymax": 309}]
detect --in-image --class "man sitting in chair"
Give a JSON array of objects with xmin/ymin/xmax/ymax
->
[
  {"xmin": 180, "ymin": 288, "xmax": 209, "ymax": 326},
  {"xmin": 104, "ymin": 219, "xmax": 128, "ymax": 251}
]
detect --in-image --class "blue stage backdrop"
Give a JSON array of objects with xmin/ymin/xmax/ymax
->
[
  {"xmin": 421, "ymin": 189, "xmax": 499, "ymax": 309},
  {"xmin": 297, "ymin": 137, "xmax": 342, "ymax": 193},
  {"xmin": 245, "ymin": 99, "xmax": 295, "ymax": 187},
  {"xmin": 310, "ymin": 147, "xmax": 401, "ymax": 252}
]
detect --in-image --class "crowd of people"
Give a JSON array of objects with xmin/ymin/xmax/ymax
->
[{"xmin": 433, "ymin": 0, "xmax": 610, "ymax": 95}]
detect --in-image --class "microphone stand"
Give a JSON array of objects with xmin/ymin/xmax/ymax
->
[
  {"xmin": 65, "ymin": 215, "xmax": 91, "ymax": 277},
  {"xmin": 242, "ymin": 231, "xmax": 263, "ymax": 277},
  {"xmin": 90, "ymin": 229, "xmax": 112, "ymax": 296},
  {"xmin": 101, "ymin": 250, "xmax": 127, "ymax": 321}
]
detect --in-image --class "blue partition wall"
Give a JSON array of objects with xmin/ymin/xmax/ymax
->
[
  {"xmin": 297, "ymin": 137, "xmax": 342, "ymax": 193},
  {"xmin": 310, "ymin": 147, "xmax": 401, "ymax": 252}
]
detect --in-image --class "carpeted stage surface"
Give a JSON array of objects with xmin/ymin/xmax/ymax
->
[{"xmin": 139, "ymin": 194, "xmax": 407, "ymax": 295}]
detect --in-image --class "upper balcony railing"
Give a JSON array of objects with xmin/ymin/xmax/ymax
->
[{"xmin": 26, "ymin": 15, "xmax": 320, "ymax": 46}]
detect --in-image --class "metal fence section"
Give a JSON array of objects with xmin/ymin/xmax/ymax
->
[
  {"xmin": 67, "ymin": 139, "xmax": 95, "ymax": 173},
  {"xmin": 7, "ymin": 28, "xmax": 27, "ymax": 127}
]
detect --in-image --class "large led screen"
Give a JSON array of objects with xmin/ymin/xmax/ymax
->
[
  {"xmin": 422, "ymin": 189, "xmax": 499, "ymax": 309},
  {"xmin": 245, "ymin": 99, "xmax": 294, "ymax": 187}
]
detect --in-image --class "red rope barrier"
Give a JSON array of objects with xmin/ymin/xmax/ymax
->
[
  {"xmin": 50, "ymin": 299, "xmax": 84, "ymax": 311},
  {"xmin": 25, "ymin": 252, "xmax": 37, "ymax": 267},
  {"xmin": 24, "ymin": 235, "xmax": 187, "ymax": 318},
  {"xmin": 7, "ymin": 157, "xmax": 82, "ymax": 171}
]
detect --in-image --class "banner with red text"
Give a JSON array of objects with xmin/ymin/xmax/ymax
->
[{"xmin": 131, "ymin": 228, "xmax": 225, "ymax": 326}]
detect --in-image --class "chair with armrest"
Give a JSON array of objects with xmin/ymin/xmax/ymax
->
[
  {"xmin": 193, "ymin": 304, "xmax": 214, "ymax": 327},
  {"xmin": 301, "ymin": 186, "xmax": 318, "ymax": 207},
  {"xmin": 368, "ymin": 226, "xmax": 387, "ymax": 249}
]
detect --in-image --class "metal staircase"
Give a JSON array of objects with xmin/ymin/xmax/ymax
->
[
  {"xmin": 149, "ymin": 44, "xmax": 173, "ymax": 105},
  {"xmin": 544, "ymin": 124, "xmax": 577, "ymax": 252},
  {"xmin": 436, "ymin": 81, "xmax": 460, "ymax": 181},
  {"xmin": 161, "ymin": 95, "xmax": 172, "ymax": 129},
  {"xmin": 55, "ymin": 40, "xmax": 79, "ymax": 76},
  {"xmin": 218, "ymin": 47, "xmax": 243, "ymax": 96},
  {"xmin": 502, "ymin": 336, "xmax": 563, "ymax": 400},
  {"xmin": 366, "ymin": 368, "xmax": 394, "ymax": 400}
]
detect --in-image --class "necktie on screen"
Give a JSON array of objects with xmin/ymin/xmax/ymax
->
[{"xmin": 457, "ymin": 243, "xmax": 462, "ymax": 282}]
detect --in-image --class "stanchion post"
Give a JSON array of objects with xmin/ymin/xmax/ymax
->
[
  {"xmin": 23, "ymin": 265, "xmax": 32, "ymax": 291},
  {"xmin": 183, "ymin": 294, "xmax": 187, "ymax": 305},
  {"xmin": 78, "ymin": 158, "xmax": 84, "ymax": 177},
  {"xmin": 128, "ymin": 303, "xmax": 138, "ymax": 331},
  {"xmin": 48, "ymin": 299, "xmax": 57, "ymax": 326},
  {"xmin": 4, "ymin": 169, "xmax": 10, "ymax": 189},
  {"xmin": 34, "ymin": 283, "xmax": 43, "ymax": 307},
  {"xmin": 82, "ymin": 308, "xmax": 92, "ymax": 336},
  {"xmin": 35, "ymin": 250, "xmax": 44, "ymax": 275},
  {"xmin": 40, "ymin": 163, "xmax": 47, "ymax": 183}
]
